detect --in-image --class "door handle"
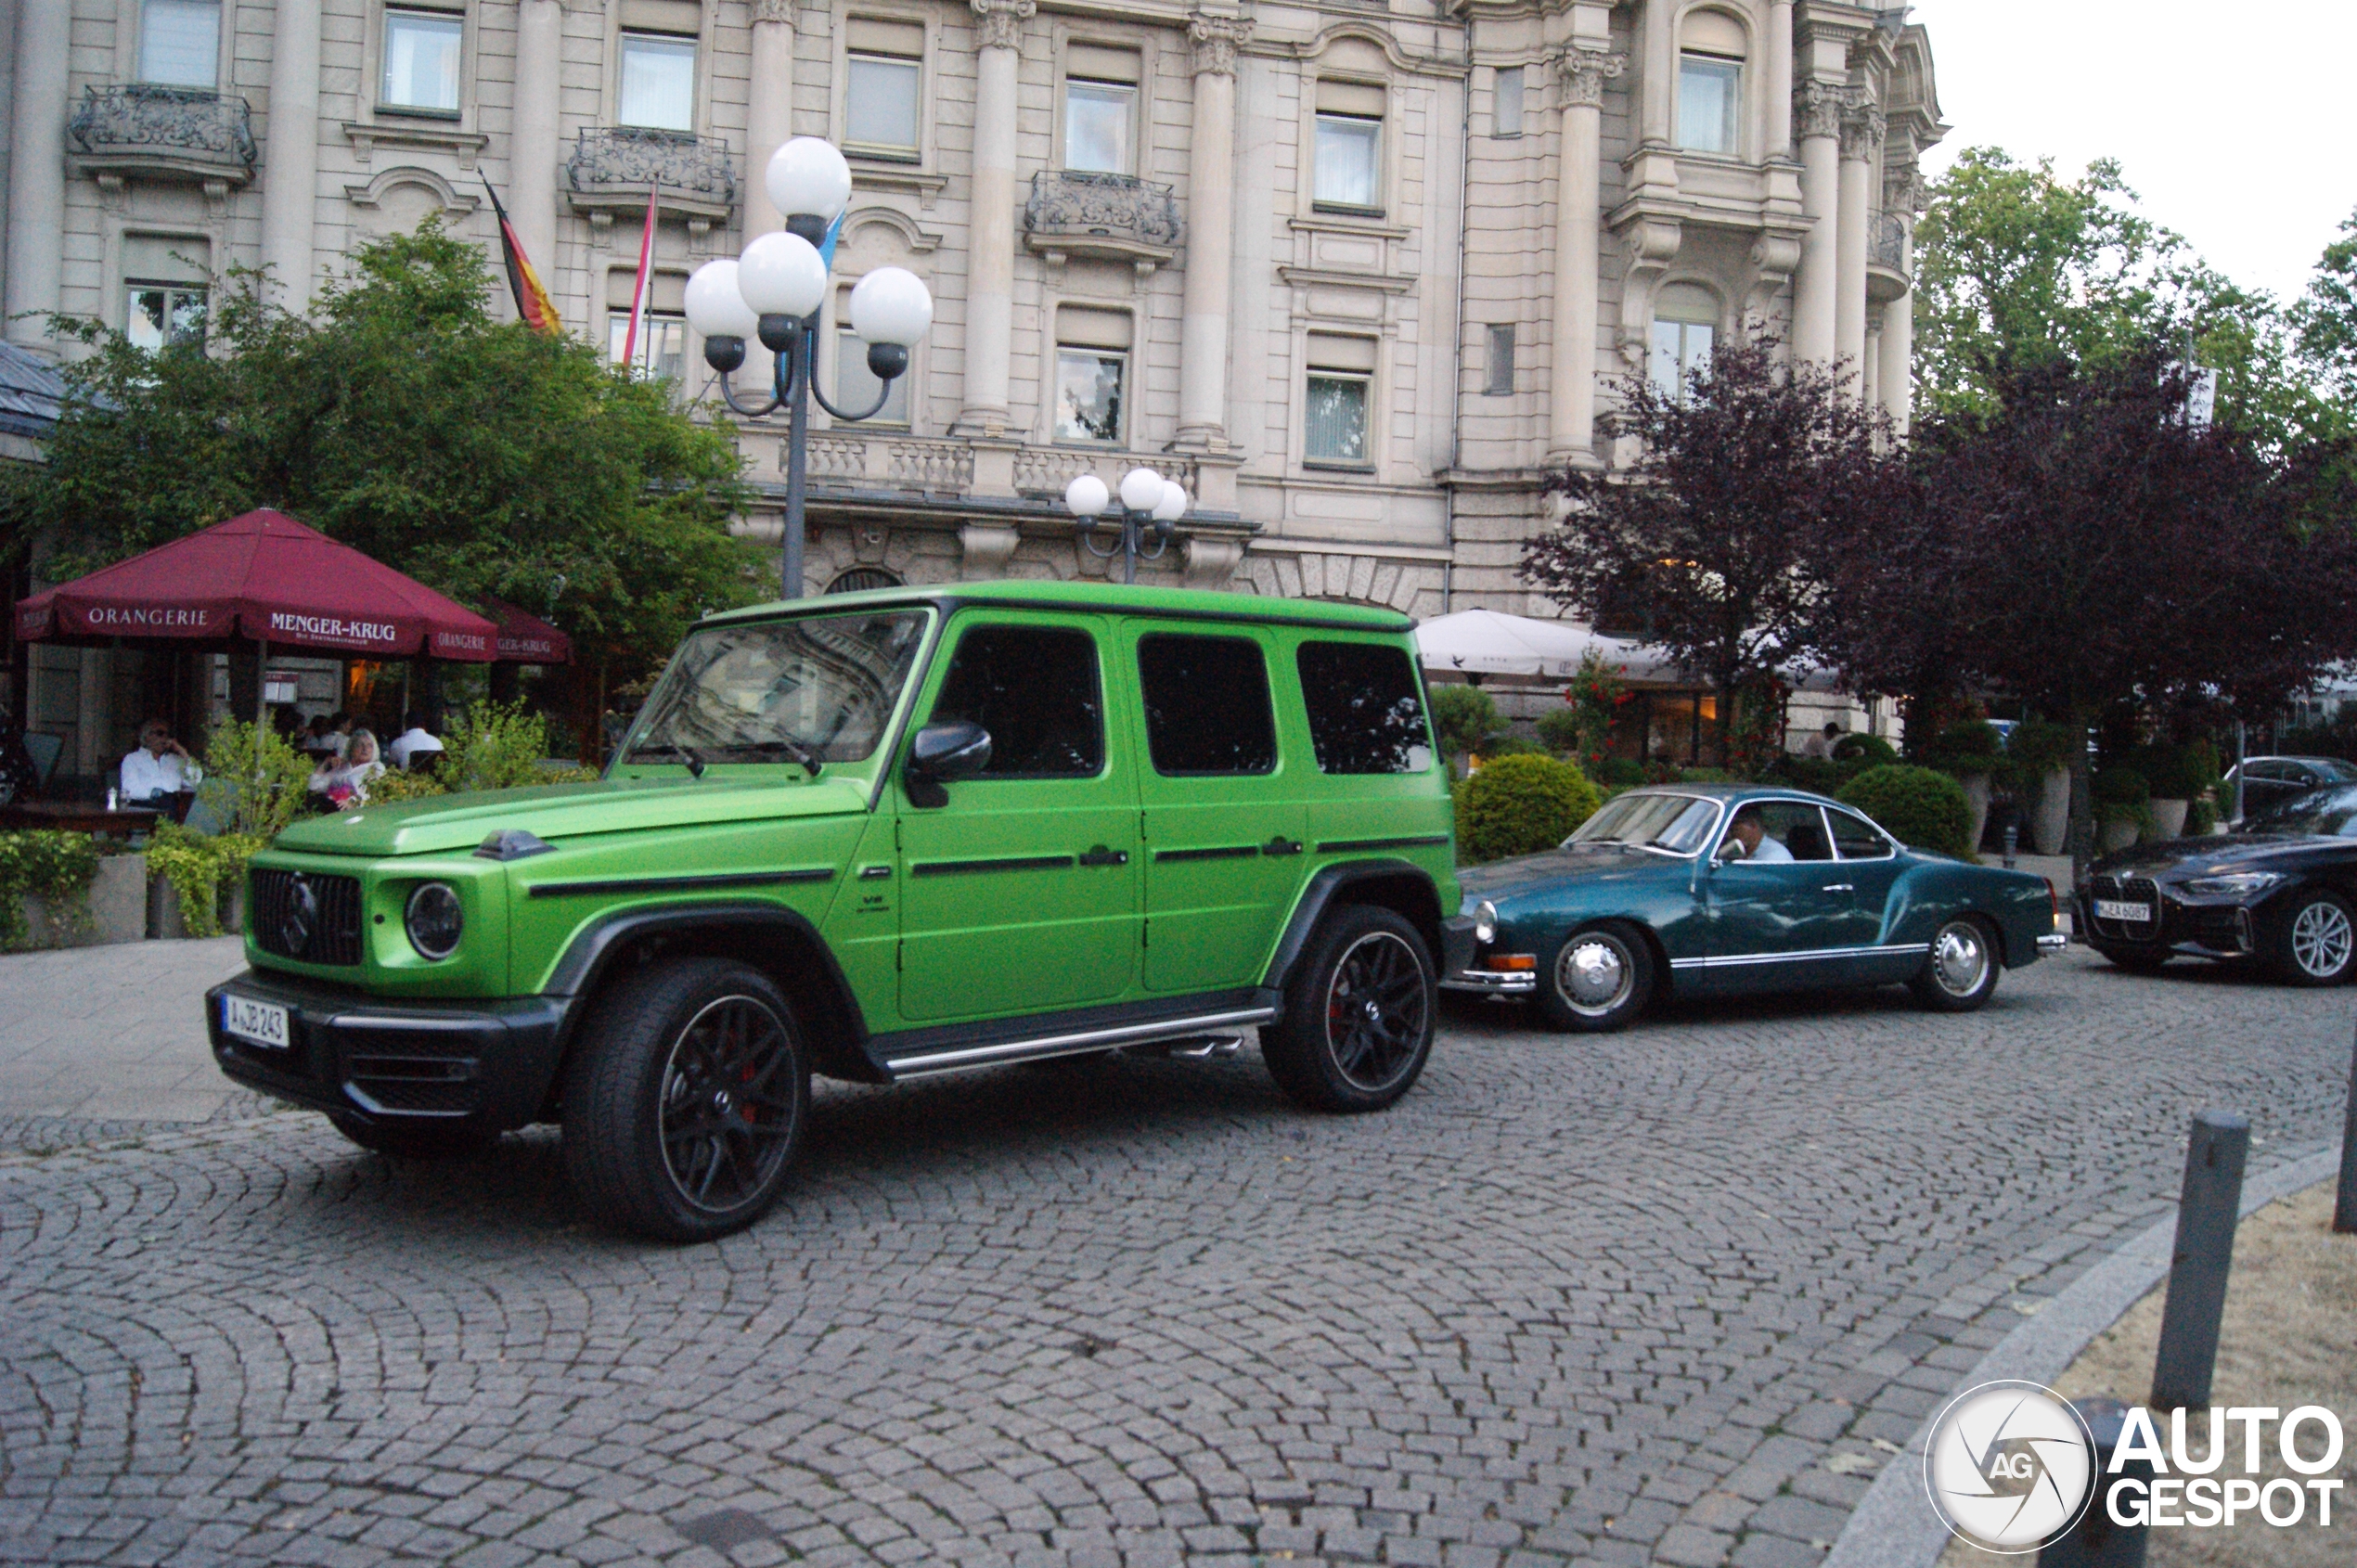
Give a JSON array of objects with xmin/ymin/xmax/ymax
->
[
  {"xmin": 1824, "ymin": 883, "xmax": 1854, "ymax": 893},
  {"xmin": 1077, "ymin": 845, "xmax": 1129, "ymax": 867},
  {"xmin": 1262, "ymin": 836, "xmax": 1304, "ymax": 856}
]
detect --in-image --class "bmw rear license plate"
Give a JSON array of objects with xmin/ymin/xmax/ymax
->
[
  {"xmin": 222, "ymin": 995, "xmax": 290, "ymax": 1050},
  {"xmin": 2094, "ymin": 898, "xmax": 2153, "ymax": 923}
]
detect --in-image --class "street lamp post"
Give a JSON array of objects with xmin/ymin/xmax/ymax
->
[
  {"xmin": 685, "ymin": 138, "xmax": 934, "ymax": 601},
  {"xmin": 1063, "ymin": 468, "xmax": 1189, "ymax": 585}
]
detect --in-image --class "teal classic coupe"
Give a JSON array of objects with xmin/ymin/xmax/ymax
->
[{"xmin": 1445, "ymin": 785, "xmax": 2067, "ymax": 1031}]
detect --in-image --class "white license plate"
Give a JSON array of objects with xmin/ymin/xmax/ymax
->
[
  {"xmin": 2094, "ymin": 899, "xmax": 2154, "ymax": 923},
  {"xmin": 222, "ymin": 995, "xmax": 290, "ymax": 1050}
]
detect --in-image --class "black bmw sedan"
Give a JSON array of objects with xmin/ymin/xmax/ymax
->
[{"xmin": 2081, "ymin": 786, "xmax": 2357, "ymax": 984}]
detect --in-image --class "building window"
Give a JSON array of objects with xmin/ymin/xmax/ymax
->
[
  {"xmin": 1054, "ymin": 304, "xmax": 1132, "ymax": 445},
  {"xmin": 1064, "ymin": 81, "xmax": 1136, "ymax": 175},
  {"xmin": 619, "ymin": 33, "xmax": 696, "ymax": 131},
  {"xmin": 127, "ymin": 284, "xmax": 207, "ymax": 351},
  {"xmin": 140, "ymin": 0, "xmax": 221, "ymax": 87},
  {"xmin": 609, "ymin": 311, "xmax": 687, "ymax": 380},
  {"xmin": 1485, "ymin": 325, "xmax": 1515, "ymax": 396},
  {"xmin": 836, "ymin": 326, "xmax": 910, "ymax": 424},
  {"xmin": 1304, "ymin": 332, "xmax": 1376, "ymax": 466},
  {"xmin": 844, "ymin": 18, "xmax": 924, "ymax": 158},
  {"xmin": 1650, "ymin": 283, "xmax": 1719, "ymax": 401},
  {"xmin": 1678, "ymin": 56, "xmax": 1741, "ymax": 153},
  {"xmin": 1314, "ymin": 114, "xmax": 1382, "ymax": 212},
  {"xmin": 381, "ymin": 9, "xmax": 463, "ymax": 114},
  {"xmin": 827, "ymin": 567, "xmax": 904, "ymax": 595},
  {"xmin": 1493, "ymin": 66, "xmax": 1524, "ymax": 138}
]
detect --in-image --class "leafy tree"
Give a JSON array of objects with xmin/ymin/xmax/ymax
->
[
  {"xmin": 1, "ymin": 221, "xmax": 762, "ymax": 683},
  {"xmin": 1523, "ymin": 339, "xmax": 1897, "ymax": 763},
  {"xmin": 1427, "ymin": 683, "xmax": 1506, "ymax": 761}
]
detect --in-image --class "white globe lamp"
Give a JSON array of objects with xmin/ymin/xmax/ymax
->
[
  {"xmin": 737, "ymin": 231, "xmax": 828, "ymax": 319},
  {"xmin": 683, "ymin": 260, "xmax": 761, "ymax": 341},
  {"xmin": 848, "ymin": 267, "xmax": 934, "ymax": 348},
  {"xmin": 766, "ymin": 137, "xmax": 854, "ymax": 226},
  {"xmin": 1152, "ymin": 481, "xmax": 1188, "ymax": 522},
  {"xmin": 1119, "ymin": 468, "xmax": 1166, "ymax": 513}
]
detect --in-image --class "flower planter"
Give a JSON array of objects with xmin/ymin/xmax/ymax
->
[
  {"xmin": 2100, "ymin": 817, "xmax": 2142, "ymax": 854},
  {"xmin": 2149, "ymin": 798, "xmax": 2189, "ymax": 842},
  {"xmin": 2031, "ymin": 769, "xmax": 2071, "ymax": 855},
  {"xmin": 149, "ymin": 873, "xmax": 244, "ymax": 940},
  {"xmin": 1958, "ymin": 773, "xmax": 1991, "ymax": 857},
  {"xmin": 10, "ymin": 854, "xmax": 148, "ymax": 948}
]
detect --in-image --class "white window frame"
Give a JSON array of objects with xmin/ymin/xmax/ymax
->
[
  {"xmin": 1650, "ymin": 284, "xmax": 1721, "ymax": 403},
  {"xmin": 616, "ymin": 31, "xmax": 700, "ymax": 132},
  {"xmin": 1052, "ymin": 345, "xmax": 1129, "ymax": 446},
  {"xmin": 608, "ymin": 310, "xmax": 689, "ymax": 382},
  {"xmin": 136, "ymin": 0, "xmax": 225, "ymax": 89},
  {"xmin": 1491, "ymin": 65, "xmax": 1524, "ymax": 139},
  {"xmin": 837, "ymin": 10, "xmax": 932, "ymax": 165},
  {"xmin": 1312, "ymin": 111, "xmax": 1385, "ymax": 215},
  {"xmin": 1676, "ymin": 53, "xmax": 1742, "ymax": 156},
  {"xmin": 125, "ymin": 281, "xmax": 209, "ymax": 351},
  {"xmin": 380, "ymin": 6, "xmax": 468, "ymax": 117}
]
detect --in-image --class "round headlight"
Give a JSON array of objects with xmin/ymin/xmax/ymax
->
[
  {"xmin": 1475, "ymin": 900, "xmax": 1498, "ymax": 945},
  {"xmin": 405, "ymin": 881, "xmax": 464, "ymax": 960}
]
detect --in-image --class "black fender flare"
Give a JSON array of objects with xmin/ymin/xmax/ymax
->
[
  {"xmin": 542, "ymin": 901, "xmax": 882, "ymax": 1084},
  {"xmin": 1262, "ymin": 859, "xmax": 1447, "ymax": 993}
]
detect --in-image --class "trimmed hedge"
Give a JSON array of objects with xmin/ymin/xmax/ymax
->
[
  {"xmin": 1454, "ymin": 754, "xmax": 1603, "ymax": 865},
  {"xmin": 1833, "ymin": 732, "xmax": 1899, "ymax": 767},
  {"xmin": 1837, "ymin": 765, "xmax": 1974, "ymax": 859}
]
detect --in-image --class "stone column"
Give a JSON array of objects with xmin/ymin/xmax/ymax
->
[
  {"xmin": 1835, "ymin": 99, "xmax": 1879, "ymax": 391},
  {"xmin": 959, "ymin": 0, "xmax": 1032, "ymax": 436},
  {"xmin": 1638, "ymin": 0, "xmax": 1673, "ymax": 145},
  {"xmin": 1877, "ymin": 159, "xmax": 1920, "ymax": 434},
  {"xmin": 1766, "ymin": 1, "xmax": 1795, "ymax": 156},
  {"xmin": 1176, "ymin": 13, "xmax": 1249, "ymax": 451},
  {"xmin": 745, "ymin": 0, "xmax": 797, "ymax": 240},
  {"xmin": 512, "ymin": 0, "xmax": 564, "ymax": 275},
  {"xmin": 6, "ymin": 0, "xmax": 71, "ymax": 348},
  {"xmin": 260, "ymin": 0, "xmax": 324, "ymax": 310},
  {"xmin": 1788, "ymin": 81, "xmax": 1842, "ymax": 366},
  {"xmin": 1551, "ymin": 47, "xmax": 1622, "ymax": 459}
]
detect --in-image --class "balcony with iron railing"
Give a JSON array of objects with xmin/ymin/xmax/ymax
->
[
  {"xmin": 67, "ymin": 84, "xmax": 256, "ymax": 189},
  {"xmin": 1868, "ymin": 211, "xmax": 1911, "ymax": 302},
  {"xmin": 565, "ymin": 127, "xmax": 737, "ymax": 231},
  {"xmin": 1024, "ymin": 171, "xmax": 1182, "ymax": 273}
]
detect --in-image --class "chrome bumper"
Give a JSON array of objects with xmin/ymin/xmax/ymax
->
[
  {"xmin": 1441, "ymin": 969, "xmax": 1539, "ymax": 996},
  {"xmin": 2036, "ymin": 932, "xmax": 2069, "ymax": 955}
]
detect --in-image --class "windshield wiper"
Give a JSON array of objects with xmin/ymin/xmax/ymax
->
[
  {"xmin": 728, "ymin": 739, "xmax": 824, "ymax": 778},
  {"xmin": 626, "ymin": 743, "xmax": 707, "ymax": 778}
]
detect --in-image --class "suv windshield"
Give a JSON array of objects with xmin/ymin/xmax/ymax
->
[
  {"xmin": 621, "ymin": 610, "xmax": 929, "ymax": 769},
  {"xmin": 2248, "ymin": 785, "xmax": 2357, "ymax": 838},
  {"xmin": 1567, "ymin": 790, "xmax": 1721, "ymax": 855}
]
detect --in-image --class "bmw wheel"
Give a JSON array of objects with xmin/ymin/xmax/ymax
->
[
  {"xmin": 2273, "ymin": 890, "xmax": 2356, "ymax": 986},
  {"xmin": 1911, "ymin": 916, "xmax": 2001, "ymax": 1011},
  {"xmin": 1261, "ymin": 905, "xmax": 1436, "ymax": 1112},
  {"xmin": 1535, "ymin": 923, "xmax": 1654, "ymax": 1034}
]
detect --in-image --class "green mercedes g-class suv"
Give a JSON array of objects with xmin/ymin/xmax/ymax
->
[{"xmin": 209, "ymin": 581, "xmax": 1472, "ymax": 1240}]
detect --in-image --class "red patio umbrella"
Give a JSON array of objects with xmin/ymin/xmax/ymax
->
[{"xmin": 479, "ymin": 597, "xmax": 573, "ymax": 665}]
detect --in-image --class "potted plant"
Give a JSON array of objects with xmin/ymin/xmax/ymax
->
[
  {"xmin": 1927, "ymin": 720, "xmax": 2003, "ymax": 854},
  {"xmin": 2093, "ymin": 765, "xmax": 2152, "ymax": 852},
  {"xmin": 2005, "ymin": 719, "xmax": 2076, "ymax": 855},
  {"xmin": 2141, "ymin": 743, "xmax": 2208, "ymax": 842}
]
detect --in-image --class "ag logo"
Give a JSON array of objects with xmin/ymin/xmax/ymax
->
[{"xmin": 1923, "ymin": 1381, "xmax": 2097, "ymax": 1551}]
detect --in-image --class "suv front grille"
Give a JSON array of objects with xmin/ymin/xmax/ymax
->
[
  {"xmin": 2089, "ymin": 874, "xmax": 2164, "ymax": 943},
  {"xmin": 251, "ymin": 868, "xmax": 365, "ymax": 966}
]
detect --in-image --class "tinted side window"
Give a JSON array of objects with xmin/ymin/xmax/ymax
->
[
  {"xmin": 929, "ymin": 624, "xmax": 1103, "ymax": 778},
  {"xmin": 1828, "ymin": 807, "xmax": 1894, "ymax": 859},
  {"xmin": 1139, "ymin": 634, "xmax": 1277, "ymax": 775},
  {"xmin": 1295, "ymin": 640, "xmax": 1432, "ymax": 775}
]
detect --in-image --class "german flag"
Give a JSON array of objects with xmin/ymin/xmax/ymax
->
[{"xmin": 483, "ymin": 178, "xmax": 561, "ymax": 334}]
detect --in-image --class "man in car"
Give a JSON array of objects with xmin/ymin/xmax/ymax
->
[{"xmin": 1727, "ymin": 806, "xmax": 1794, "ymax": 863}]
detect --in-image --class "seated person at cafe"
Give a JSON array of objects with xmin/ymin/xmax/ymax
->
[
  {"xmin": 309, "ymin": 727, "xmax": 387, "ymax": 808},
  {"xmin": 387, "ymin": 712, "xmax": 444, "ymax": 771},
  {"xmin": 120, "ymin": 720, "xmax": 198, "ymax": 806}
]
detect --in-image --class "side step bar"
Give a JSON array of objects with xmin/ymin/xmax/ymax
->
[{"xmin": 884, "ymin": 1007, "xmax": 1276, "ymax": 1079}]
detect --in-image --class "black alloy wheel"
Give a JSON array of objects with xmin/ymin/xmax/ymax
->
[
  {"xmin": 563, "ymin": 957, "xmax": 810, "ymax": 1241},
  {"xmin": 1535, "ymin": 922, "xmax": 1654, "ymax": 1034},
  {"xmin": 2273, "ymin": 889, "xmax": 2357, "ymax": 986},
  {"xmin": 1262, "ymin": 904, "xmax": 1436, "ymax": 1112}
]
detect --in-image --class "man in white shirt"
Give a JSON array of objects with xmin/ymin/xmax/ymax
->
[
  {"xmin": 120, "ymin": 720, "xmax": 195, "ymax": 804},
  {"xmin": 1726, "ymin": 807, "xmax": 1795, "ymax": 864},
  {"xmin": 386, "ymin": 711, "xmax": 445, "ymax": 772}
]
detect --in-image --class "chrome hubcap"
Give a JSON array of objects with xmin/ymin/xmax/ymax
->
[
  {"xmin": 2292, "ymin": 902, "xmax": 2353, "ymax": 978},
  {"xmin": 1557, "ymin": 934, "xmax": 1633, "ymax": 1015},
  {"xmin": 1932, "ymin": 923, "xmax": 1989, "ymax": 996}
]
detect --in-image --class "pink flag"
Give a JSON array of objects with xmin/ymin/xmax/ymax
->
[{"xmin": 621, "ymin": 185, "xmax": 659, "ymax": 369}]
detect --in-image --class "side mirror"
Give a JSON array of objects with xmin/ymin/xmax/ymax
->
[{"xmin": 904, "ymin": 719, "xmax": 991, "ymax": 808}]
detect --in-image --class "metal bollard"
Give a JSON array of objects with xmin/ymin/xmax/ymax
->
[
  {"xmin": 2336, "ymin": 1021, "xmax": 2357, "ymax": 1233},
  {"xmin": 2038, "ymin": 1398, "xmax": 2149, "ymax": 1567},
  {"xmin": 2004, "ymin": 822, "xmax": 2019, "ymax": 868},
  {"xmin": 2150, "ymin": 1111, "xmax": 2249, "ymax": 1409}
]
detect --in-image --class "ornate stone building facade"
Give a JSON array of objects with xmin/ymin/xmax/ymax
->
[{"xmin": 3, "ymin": 0, "xmax": 1939, "ymax": 623}]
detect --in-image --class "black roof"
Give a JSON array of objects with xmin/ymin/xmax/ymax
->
[{"xmin": 0, "ymin": 343, "xmax": 65, "ymax": 441}]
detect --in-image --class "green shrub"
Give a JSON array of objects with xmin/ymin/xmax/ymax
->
[
  {"xmin": 1593, "ymin": 756, "xmax": 1646, "ymax": 787},
  {"xmin": 1535, "ymin": 707, "xmax": 1582, "ymax": 756},
  {"xmin": 1926, "ymin": 720, "xmax": 2003, "ymax": 777},
  {"xmin": 146, "ymin": 823, "xmax": 267, "ymax": 940},
  {"xmin": 2006, "ymin": 718, "xmax": 2077, "ymax": 776},
  {"xmin": 2093, "ymin": 765, "xmax": 2150, "ymax": 804},
  {"xmin": 1832, "ymin": 732, "xmax": 1898, "ymax": 767},
  {"xmin": 1837, "ymin": 765, "xmax": 1975, "ymax": 858},
  {"xmin": 1454, "ymin": 754, "xmax": 1603, "ymax": 865},
  {"xmin": 2141, "ymin": 744, "xmax": 2210, "ymax": 800},
  {"xmin": 1428, "ymin": 684, "xmax": 1504, "ymax": 760},
  {"xmin": 1479, "ymin": 734, "xmax": 1543, "ymax": 759},
  {"xmin": 193, "ymin": 718, "xmax": 316, "ymax": 839},
  {"xmin": 0, "ymin": 830, "xmax": 101, "ymax": 951}
]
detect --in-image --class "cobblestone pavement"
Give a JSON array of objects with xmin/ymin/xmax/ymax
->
[{"xmin": 1, "ymin": 949, "xmax": 2350, "ymax": 1568}]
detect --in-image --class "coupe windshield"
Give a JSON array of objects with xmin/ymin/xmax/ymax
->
[
  {"xmin": 622, "ymin": 610, "xmax": 929, "ymax": 769},
  {"xmin": 2248, "ymin": 785, "xmax": 2357, "ymax": 838},
  {"xmin": 1566, "ymin": 790, "xmax": 1721, "ymax": 855}
]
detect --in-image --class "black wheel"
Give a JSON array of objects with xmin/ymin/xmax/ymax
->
[
  {"xmin": 1534, "ymin": 923, "xmax": 1654, "ymax": 1034},
  {"xmin": 1910, "ymin": 916, "xmax": 2001, "ymax": 1011},
  {"xmin": 561, "ymin": 957, "xmax": 810, "ymax": 1242},
  {"xmin": 1261, "ymin": 905, "xmax": 1436, "ymax": 1112},
  {"xmin": 328, "ymin": 1112, "xmax": 495, "ymax": 1160},
  {"xmin": 2092, "ymin": 942, "xmax": 2172, "ymax": 974},
  {"xmin": 2273, "ymin": 890, "xmax": 2357, "ymax": 986}
]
